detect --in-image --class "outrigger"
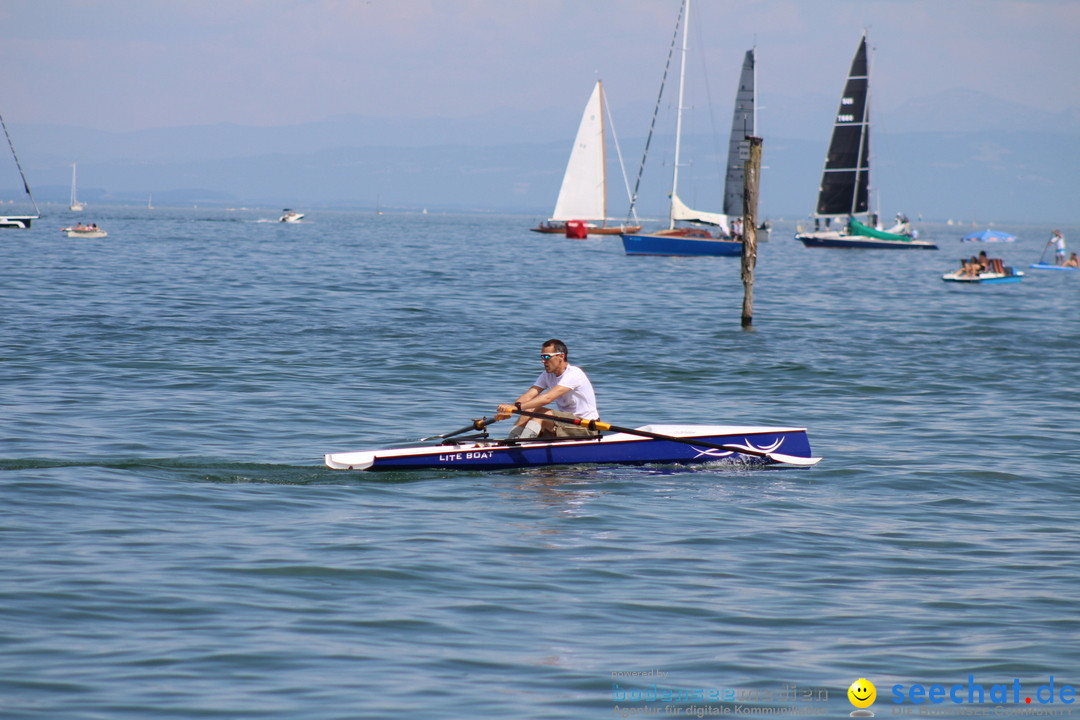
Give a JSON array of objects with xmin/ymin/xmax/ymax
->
[{"xmin": 324, "ymin": 409, "xmax": 821, "ymax": 472}]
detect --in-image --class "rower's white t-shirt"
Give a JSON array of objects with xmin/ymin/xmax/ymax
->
[{"xmin": 534, "ymin": 364, "xmax": 599, "ymax": 419}]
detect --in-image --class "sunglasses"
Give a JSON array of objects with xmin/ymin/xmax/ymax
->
[{"xmin": 539, "ymin": 352, "xmax": 565, "ymax": 361}]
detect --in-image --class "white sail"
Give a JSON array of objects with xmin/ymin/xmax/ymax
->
[
  {"xmin": 69, "ymin": 163, "xmax": 85, "ymax": 211},
  {"xmin": 550, "ymin": 81, "xmax": 606, "ymax": 222},
  {"xmin": 671, "ymin": 193, "xmax": 729, "ymax": 232}
]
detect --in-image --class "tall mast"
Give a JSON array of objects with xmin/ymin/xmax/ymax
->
[
  {"xmin": 669, "ymin": 0, "xmax": 689, "ymax": 229},
  {"xmin": 854, "ymin": 34, "xmax": 872, "ymax": 217}
]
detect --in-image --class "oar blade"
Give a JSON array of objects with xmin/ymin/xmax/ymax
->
[
  {"xmin": 711, "ymin": 442, "xmax": 822, "ymax": 467},
  {"xmin": 761, "ymin": 452, "xmax": 822, "ymax": 467}
]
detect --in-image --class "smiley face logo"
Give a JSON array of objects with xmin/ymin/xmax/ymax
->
[{"xmin": 848, "ymin": 678, "xmax": 876, "ymax": 709}]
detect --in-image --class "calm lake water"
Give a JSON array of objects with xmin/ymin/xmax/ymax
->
[{"xmin": 2, "ymin": 207, "xmax": 1078, "ymax": 719}]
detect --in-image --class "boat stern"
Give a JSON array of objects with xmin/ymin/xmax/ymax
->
[{"xmin": 325, "ymin": 451, "xmax": 377, "ymax": 470}]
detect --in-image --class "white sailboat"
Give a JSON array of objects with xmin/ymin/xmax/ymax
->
[
  {"xmin": 69, "ymin": 163, "xmax": 85, "ymax": 211},
  {"xmin": 620, "ymin": 0, "xmax": 742, "ymax": 257},
  {"xmin": 532, "ymin": 80, "xmax": 640, "ymax": 236},
  {"xmin": 0, "ymin": 112, "xmax": 40, "ymax": 229}
]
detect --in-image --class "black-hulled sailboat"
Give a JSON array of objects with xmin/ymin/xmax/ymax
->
[{"xmin": 795, "ymin": 34, "xmax": 936, "ymax": 250}]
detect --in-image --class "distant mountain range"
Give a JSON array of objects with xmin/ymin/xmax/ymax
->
[{"xmin": 3, "ymin": 89, "xmax": 1078, "ymax": 223}]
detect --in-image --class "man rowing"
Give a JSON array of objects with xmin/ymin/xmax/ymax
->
[{"xmin": 496, "ymin": 339, "xmax": 599, "ymax": 439}]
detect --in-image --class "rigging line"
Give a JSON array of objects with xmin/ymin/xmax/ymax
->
[
  {"xmin": 0, "ymin": 113, "xmax": 39, "ymax": 215},
  {"xmin": 692, "ymin": 13, "xmax": 726, "ymax": 196},
  {"xmin": 601, "ymin": 83, "xmax": 637, "ymax": 223},
  {"xmin": 626, "ymin": 0, "xmax": 686, "ymax": 223}
]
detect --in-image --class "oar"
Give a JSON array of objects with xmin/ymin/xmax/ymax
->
[
  {"xmin": 421, "ymin": 416, "xmax": 500, "ymax": 442},
  {"xmin": 1037, "ymin": 242, "xmax": 1050, "ymax": 266},
  {"xmin": 512, "ymin": 408, "xmax": 820, "ymax": 467}
]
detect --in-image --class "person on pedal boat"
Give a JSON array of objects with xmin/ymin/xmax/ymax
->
[{"xmin": 496, "ymin": 339, "xmax": 599, "ymax": 439}]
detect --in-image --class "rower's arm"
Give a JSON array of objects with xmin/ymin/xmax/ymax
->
[
  {"xmin": 522, "ymin": 384, "xmax": 570, "ymax": 410},
  {"xmin": 514, "ymin": 386, "xmax": 543, "ymax": 407},
  {"xmin": 497, "ymin": 385, "xmax": 571, "ymax": 419},
  {"xmin": 497, "ymin": 386, "xmax": 542, "ymax": 419}
]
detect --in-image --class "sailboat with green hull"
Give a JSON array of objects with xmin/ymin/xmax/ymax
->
[{"xmin": 795, "ymin": 34, "xmax": 936, "ymax": 250}]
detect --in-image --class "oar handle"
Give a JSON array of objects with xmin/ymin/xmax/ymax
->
[{"xmin": 513, "ymin": 407, "xmax": 612, "ymax": 432}]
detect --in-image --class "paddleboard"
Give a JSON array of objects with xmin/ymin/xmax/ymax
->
[{"xmin": 1029, "ymin": 263, "xmax": 1078, "ymax": 271}]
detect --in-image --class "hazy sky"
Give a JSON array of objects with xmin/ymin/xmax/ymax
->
[{"xmin": 4, "ymin": 0, "xmax": 1079, "ymax": 133}]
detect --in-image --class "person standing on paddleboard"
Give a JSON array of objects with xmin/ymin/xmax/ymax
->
[
  {"xmin": 1047, "ymin": 230, "xmax": 1067, "ymax": 265},
  {"xmin": 496, "ymin": 339, "xmax": 599, "ymax": 439}
]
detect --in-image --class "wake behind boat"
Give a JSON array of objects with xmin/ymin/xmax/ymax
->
[{"xmin": 325, "ymin": 415, "xmax": 820, "ymax": 472}]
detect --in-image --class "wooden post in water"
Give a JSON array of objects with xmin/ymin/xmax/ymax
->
[{"xmin": 741, "ymin": 136, "xmax": 763, "ymax": 328}]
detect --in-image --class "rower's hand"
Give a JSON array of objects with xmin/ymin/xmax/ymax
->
[{"xmin": 496, "ymin": 403, "xmax": 519, "ymax": 421}]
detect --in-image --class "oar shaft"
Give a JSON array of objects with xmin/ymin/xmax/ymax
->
[
  {"xmin": 428, "ymin": 416, "xmax": 499, "ymax": 441},
  {"xmin": 512, "ymin": 408, "xmax": 772, "ymax": 459}
]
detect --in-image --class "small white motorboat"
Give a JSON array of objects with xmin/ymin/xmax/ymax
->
[
  {"xmin": 62, "ymin": 224, "xmax": 107, "ymax": 238},
  {"xmin": 279, "ymin": 209, "xmax": 304, "ymax": 223}
]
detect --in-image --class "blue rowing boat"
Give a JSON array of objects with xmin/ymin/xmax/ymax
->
[
  {"xmin": 325, "ymin": 424, "xmax": 820, "ymax": 471},
  {"xmin": 1029, "ymin": 263, "xmax": 1077, "ymax": 271}
]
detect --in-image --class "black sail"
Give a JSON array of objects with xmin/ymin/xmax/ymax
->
[
  {"xmin": 816, "ymin": 35, "xmax": 869, "ymax": 217},
  {"xmin": 723, "ymin": 49, "xmax": 755, "ymax": 217}
]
